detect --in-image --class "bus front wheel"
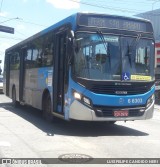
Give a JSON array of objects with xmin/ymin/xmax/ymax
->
[{"xmin": 42, "ymin": 93, "xmax": 53, "ymax": 122}]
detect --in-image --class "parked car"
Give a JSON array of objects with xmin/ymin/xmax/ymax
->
[{"xmin": 0, "ymin": 75, "xmax": 3, "ymax": 93}]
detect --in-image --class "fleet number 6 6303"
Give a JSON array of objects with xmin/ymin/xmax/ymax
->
[{"xmin": 128, "ymin": 98, "xmax": 143, "ymax": 104}]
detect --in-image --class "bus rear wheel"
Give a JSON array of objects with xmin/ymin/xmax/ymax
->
[
  {"xmin": 43, "ymin": 93, "xmax": 53, "ymax": 122},
  {"xmin": 12, "ymin": 87, "xmax": 19, "ymax": 107}
]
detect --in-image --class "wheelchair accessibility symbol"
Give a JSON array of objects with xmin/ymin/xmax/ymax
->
[{"xmin": 122, "ymin": 72, "xmax": 130, "ymax": 80}]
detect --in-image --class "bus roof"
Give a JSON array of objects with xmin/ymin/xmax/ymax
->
[
  {"xmin": 6, "ymin": 13, "xmax": 78, "ymax": 52},
  {"xmin": 6, "ymin": 12, "xmax": 152, "ymax": 52}
]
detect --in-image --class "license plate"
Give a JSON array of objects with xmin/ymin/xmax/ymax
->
[{"xmin": 114, "ymin": 110, "xmax": 129, "ymax": 117}]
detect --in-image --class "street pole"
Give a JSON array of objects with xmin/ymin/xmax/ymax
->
[{"xmin": 152, "ymin": 0, "xmax": 160, "ymax": 10}]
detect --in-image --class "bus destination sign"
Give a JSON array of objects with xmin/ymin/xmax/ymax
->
[{"xmin": 78, "ymin": 15, "xmax": 149, "ymax": 32}]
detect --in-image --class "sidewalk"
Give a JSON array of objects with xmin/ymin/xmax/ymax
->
[{"xmin": 154, "ymin": 104, "xmax": 160, "ymax": 112}]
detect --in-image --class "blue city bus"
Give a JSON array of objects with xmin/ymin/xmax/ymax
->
[{"xmin": 3, "ymin": 13, "xmax": 155, "ymax": 123}]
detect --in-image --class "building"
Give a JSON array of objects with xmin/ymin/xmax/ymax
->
[
  {"xmin": 136, "ymin": 9, "xmax": 160, "ymax": 79},
  {"xmin": 136, "ymin": 9, "xmax": 160, "ymax": 41},
  {"xmin": 155, "ymin": 42, "xmax": 160, "ymax": 77}
]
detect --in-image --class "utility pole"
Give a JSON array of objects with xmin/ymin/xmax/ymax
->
[{"xmin": 152, "ymin": 0, "xmax": 160, "ymax": 10}]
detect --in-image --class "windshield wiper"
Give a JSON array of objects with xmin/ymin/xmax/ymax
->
[
  {"xmin": 126, "ymin": 34, "xmax": 141, "ymax": 67},
  {"xmin": 96, "ymin": 29, "xmax": 111, "ymax": 67},
  {"xmin": 132, "ymin": 34, "xmax": 141, "ymax": 48},
  {"xmin": 126, "ymin": 42, "xmax": 132, "ymax": 67}
]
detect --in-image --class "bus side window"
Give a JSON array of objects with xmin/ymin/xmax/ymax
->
[
  {"xmin": 10, "ymin": 55, "xmax": 15, "ymax": 70},
  {"xmin": 32, "ymin": 38, "xmax": 43, "ymax": 68},
  {"xmin": 25, "ymin": 49, "xmax": 32, "ymax": 69},
  {"xmin": 32, "ymin": 48, "xmax": 38, "ymax": 68},
  {"xmin": 42, "ymin": 33, "xmax": 54, "ymax": 67},
  {"xmin": 14, "ymin": 52, "xmax": 20, "ymax": 70},
  {"xmin": 37, "ymin": 49, "xmax": 43, "ymax": 67},
  {"xmin": 10, "ymin": 51, "xmax": 20, "ymax": 70}
]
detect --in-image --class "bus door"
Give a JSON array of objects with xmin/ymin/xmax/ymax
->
[
  {"xmin": 19, "ymin": 47, "xmax": 26, "ymax": 102},
  {"xmin": 53, "ymin": 28, "xmax": 68, "ymax": 114}
]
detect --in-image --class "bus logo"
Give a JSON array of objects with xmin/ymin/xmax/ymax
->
[
  {"xmin": 119, "ymin": 98, "xmax": 124, "ymax": 104},
  {"xmin": 115, "ymin": 91, "xmax": 127, "ymax": 94}
]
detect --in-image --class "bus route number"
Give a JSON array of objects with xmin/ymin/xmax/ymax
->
[{"xmin": 128, "ymin": 98, "xmax": 143, "ymax": 104}]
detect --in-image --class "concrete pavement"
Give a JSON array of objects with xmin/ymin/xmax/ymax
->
[{"xmin": 154, "ymin": 104, "xmax": 160, "ymax": 112}]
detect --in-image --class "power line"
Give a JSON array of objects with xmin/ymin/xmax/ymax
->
[
  {"xmin": 98, "ymin": 0, "xmax": 153, "ymax": 5},
  {"xmin": 0, "ymin": 36, "xmax": 24, "ymax": 40},
  {"xmin": 18, "ymin": 19, "xmax": 46, "ymax": 27},
  {"xmin": 0, "ymin": 16, "xmax": 47, "ymax": 27},
  {"xmin": 70, "ymin": 0, "xmax": 160, "ymax": 14},
  {"xmin": 0, "ymin": 17, "xmax": 22, "ymax": 24},
  {"xmin": 70, "ymin": 0, "xmax": 146, "ymax": 13},
  {"xmin": 15, "ymin": 30, "xmax": 28, "ymax": 37}
]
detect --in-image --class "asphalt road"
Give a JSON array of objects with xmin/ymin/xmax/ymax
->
[{"xmin": 0, "ymin": 94, "xmax": 160, "ymax": 167}]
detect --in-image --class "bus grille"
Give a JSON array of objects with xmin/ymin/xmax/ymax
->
[
  {"xmin": 89, "ymin": 83, "xmax": 152, "ymax": 95},
  {"xmin": 93, "ymin": 105, "xmax": 145, "ymax": 117}
]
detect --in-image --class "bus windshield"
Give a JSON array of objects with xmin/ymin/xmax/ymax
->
[{"xmin": 73, "ymin": 33, "xmax": 154, "ymax": 81}]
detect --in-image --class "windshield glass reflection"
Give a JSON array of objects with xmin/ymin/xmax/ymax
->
[
  {"xmin": 121, "ymin": 37, "xmax": 154, "ymax": 80},
  {"xmin": 73, "ymin": 33, "xmax": 154, "ymax": 81},
  {"xmin": 73, "ymin": 33, "xmax": 121, "ymax": 80}
]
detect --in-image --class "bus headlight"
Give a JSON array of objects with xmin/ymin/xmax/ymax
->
[
  {"xmin": 146, "ymin": 94, "xmax": 155, "ymax": 108},
  {"xmin": 83, "ymin": 96, "xmax": 91, "ymax": 106},
  {"xmin": 73, "ymin": 90, "xmax": 92, "ymax": 107},
  {"xmin": 73, "ymin": 92, "xmax": 82, "ymax": 100}
]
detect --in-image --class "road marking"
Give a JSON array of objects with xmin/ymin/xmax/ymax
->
[{"xmin": 0, "ymin": 141, "xmax": 11, "ymax": 147}]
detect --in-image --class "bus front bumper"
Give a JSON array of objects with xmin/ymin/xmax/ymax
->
[{"xmin": 69, "ymin": 100, "xmax": 154, "ymax": 121}]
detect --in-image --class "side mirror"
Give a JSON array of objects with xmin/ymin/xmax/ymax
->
[
  {"xmin": 70, "ymin": 30, "xmax": 74, "ymax": 38},
  {"xmin": 67, "ymin": 30, "xmax": 74, "ymax": 41}
]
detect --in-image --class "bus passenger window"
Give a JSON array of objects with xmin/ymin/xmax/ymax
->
[
  {"xmin": 25, "ymin": 49, "xmax": 32, "ymax": 69},
  {"xmin": 14, "ymin": 53, "xmax": 20, "ymax": 70},
  {"xmin": 32, "ymin": 38, "xmax": 43, "ymax": 68},
  {"xmin": 10, "ymin": 55, "xmax": 15, "ymax": 70},
  {"xmin": 32, "ymin": 49, "xmax": 38, "ymax": 68},
  {"xmin": 10, "ymin": 52, "xmax": 20, "ymax": 70},
  {"xmin": 41, "ymin": 46, "xmax": 53, "ymax": 66},
  {"xmin": 42, "ymin": 33, "xmax": 54, "ymax": 67},
  {"xmin": 37, "ymin": 53, "xmax": 43, "ymax": 67}
]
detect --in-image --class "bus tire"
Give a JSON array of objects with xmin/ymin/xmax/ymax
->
[
  {"xmin": 12, "ymin": 87, "xmax": 19, "ymax": 107},
  {"xmin": 42, "ymin": 93, "xmax": 53, "ymax": 122}
]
